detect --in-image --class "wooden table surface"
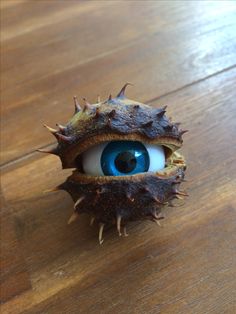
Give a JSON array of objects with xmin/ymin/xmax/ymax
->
[{"xmin": 1, "ymin": 1, "xmax": 236, "ymax": 313}]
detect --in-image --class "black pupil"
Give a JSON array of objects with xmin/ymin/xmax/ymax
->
[{"xmin": 114, "ymin": 152, "xmax": 137, "ymax": 173}]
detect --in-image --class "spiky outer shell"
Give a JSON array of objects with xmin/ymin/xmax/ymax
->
[
  {"xmin": 49, "ymin": 96, "xmax": 185, "ymax": 169},
  {"xmin": 60, "ymin": 153, "xmax": 186, "ymax": 225},
  {"xmin": 43, "ymin": 84, "xmax": 187, "ymax": 238}
]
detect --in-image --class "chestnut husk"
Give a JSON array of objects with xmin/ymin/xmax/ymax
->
[{"xmin": 40, "ymin": 84, "xmax": 187, "ymax": 243}]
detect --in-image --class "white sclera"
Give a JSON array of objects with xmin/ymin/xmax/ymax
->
[
  {"xmin": 146, "ymin": 144, "xmax": 165, "ymax": 172},
  {"xmin": 82, "ymin": 142, "xmax": 109, "ymax": 176},
  {"xmin": 82, "ymin": 141, "xmax": 165, "ymax": 176}
]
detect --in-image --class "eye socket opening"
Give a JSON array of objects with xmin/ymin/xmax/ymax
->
[
  {"xmin": 74, "ymin": 142, "xmax": 173, "ymax": 175},
  {"xmin": 163, "ymin": 146, "xmax": 173, "ymax": 160},
  {"xmin": 75, "ymin": 154, "xmax": 84, "ymax": 173}
]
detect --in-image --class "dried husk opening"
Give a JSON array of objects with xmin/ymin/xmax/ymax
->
[
  {"xmin": 60, "ymin": 132, "xmax": 182, "ymax": 169},
  {"xmin": 70, "ymin": 151, "xmax": 186, "ymax": 184}
]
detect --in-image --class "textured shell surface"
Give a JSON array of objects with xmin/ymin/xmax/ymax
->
[{"xmin": 41, "ymin": 84, "xmax": 188, "ymax": 244}]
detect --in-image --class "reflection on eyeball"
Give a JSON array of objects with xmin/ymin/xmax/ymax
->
[
  {"xmin": 40, "ymin": 83, "xmax": 188, "ymax": 244},
  {"xmin": 82, "ymin": 141, "xmax": 165, "ymax": 176}
]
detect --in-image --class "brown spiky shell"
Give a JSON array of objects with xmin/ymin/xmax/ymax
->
[{"xmin": 41, "ymin": 84, "xmax": 187, "ymax": 244}]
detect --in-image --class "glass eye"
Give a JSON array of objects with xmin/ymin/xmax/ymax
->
[{"xmin": 81, "ymin": 141, "xmax": 165, "ymax": 176}]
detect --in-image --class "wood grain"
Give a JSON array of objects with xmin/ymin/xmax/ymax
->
[
  {"xmin": 0, "ymin": 192, "xmax": 31, "ymax": 304},
  {"xmin": 1, "ymin": 66, "xmax": 236, "ymax": 313},
  {"xmin": 1, "ymin": 1, "xmax": 236, "ymax": 165},
  {"xmin": 1, "ymin": 1, "xmax": 236, "ymax": 313}
]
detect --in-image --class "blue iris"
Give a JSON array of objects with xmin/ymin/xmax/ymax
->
[{"xmin": 101, "ymin": 141, "xmax": 150, "ymax": 176}]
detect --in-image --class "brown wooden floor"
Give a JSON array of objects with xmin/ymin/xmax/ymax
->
[{"xmin": 1, "ymin": 1, "xmax": 236, "ymax": 313}]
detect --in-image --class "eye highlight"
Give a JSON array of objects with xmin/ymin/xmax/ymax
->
[{"xmin": 81, "ymin": 141, "xmax": 165, "ymax": 176}]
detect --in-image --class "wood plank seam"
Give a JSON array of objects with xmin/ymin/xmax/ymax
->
[{"xmin": 1, "ymin": 64, "xmax": 235, "ymax": 171}]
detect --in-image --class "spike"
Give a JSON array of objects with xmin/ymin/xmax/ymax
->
[
  {"xmin": 174, "ymin": 190, "xmax": 188, "ymax": 197},
  {"xmin": 154, "ymin": 219, "xmax": 161, "ymax": 227},
  {"xmin": 168, "ymin": 201, "xmax": 183, "ymax": 208},
  {"xmin": 117, "ymin": 215, "xmax": 122, "ymax": 236},
  {"xmin": 108, "ymin": 109, "xmax": 116, "ymax": 118},
  {"xmin": 74, "ymin": 196, "xmax": 85, "ymax": 209},
  {"xmin": 107, "ymin": 118, "xmax": 112, "ymax": 127},
  {"xmin": 82, "ymin": 98, "xmax": 92, "ymax": 111},
  {"xmin": 84, "ymin": 103, "xmax": 92, "ymax": 111},
  {"xmin": 95, "ymin": 107, "xmax": 101, "ymax": 118},
  {"xmin": 142, "ymin": 120, "xmax": 153, "ymax": 127},
  {"xmin": 43, "ymin": 186, "xmax": 61, "ymax": 193},
  {"xmin": 73, "ymin": 96, "xmax": 81, "ymax": 113},
  {"xmin": 96, "ymin": 187, "xmax": 106, "ymax": 195},
  {"xmin": 57, "ymin": 183, "xmax": 67, "ymax": 191},
  {"xmin": 97, "ymin": 95, "xmax": 101, "ymax": 103},
  {"xmin": 55, "ymin": 133, "xmax": 73, "ymax": 143},
  {"xmin": 99, "ymin": 223, "xmax": 105, "ymax": 244},
  {"xmin": 56, "ymin": 123, "xmax": 66, "ymax": 132},
  {"xmin": 140, "ymin": 186, "xmax": 150, "ymax": 194},
  {"xmin": 123, "ymin": 226, "xmax": 129, "ymax": 237},
  {"xmin": 108, "ymin": 94, "xmax": 112, "ymax": 101},
  {"xmin": 151, "ymin": 211, "xmax": 158, "ymax": 220},
  {"xmin": 156, "ymin": 110, "xmax": 166, "ymax": 118},
  {"xmin": 90, "ymin": 216, "xmax": 95, "ymax": 226},
  {"xmin": 151, "ymin": 210, "xmax": 163, "ymax": 220},
  {"xmin": 94, "ymin": 107, "xmax": 100, "ymax": 118},
  {"xmin": 156, "ymin": 105, "xmax": 168, "ymax": 117},
  {"xmin": 150, "ymin": 210, "xmax": 164, "ymax": 226},
  {"xmin": 83, "ymin": 97, "xmax": 90, "ymax": 105},
  {"xmin": 43, "ymin": 124, "xmax": 57, "ymax": 134},
  {"xmin": 153, "ymin": 197, "xmax": 165, "ymax": 205},
  {"xmin": 174, "ymin": 194, "xmax": 184, "ymax": 200},
  {"xmin": 126, "ymin": 192, "xmax": 134, "ymax": 202},
  {"xmin": 116, "ymin": 83, "xmax": 133, "ymax": 98},
  {"xmin": 179, "ymin": 129, "xmax": 189, "ymax": 136},
  {"xmin": 68, "ymin": 211, "xmax": 79, "ymax": 225},
  {"xmin": 37, "ymin": 147, "xmax": 59, "ymax": 155},
  {"xmin": 96, "ymin": 187, "xmax": 104, "ymax": 195}
]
